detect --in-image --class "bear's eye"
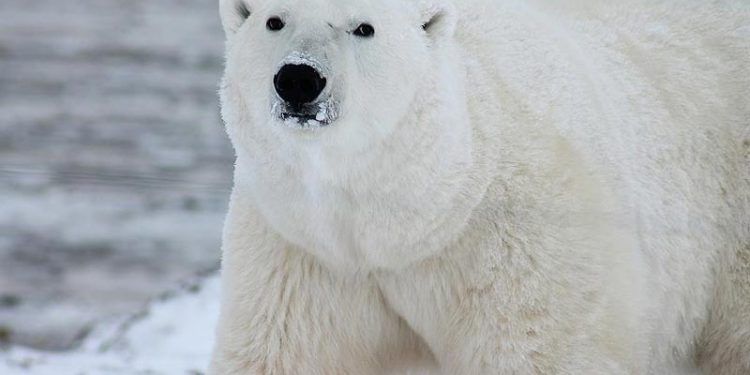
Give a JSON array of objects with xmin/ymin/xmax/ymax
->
[
  {"xmin": 352, "ymin": 23, "xmax": 375, "ymax": 38},
  {"xmin": 266, "ymin": 17, "xmax": 285, "ymax": 31}
]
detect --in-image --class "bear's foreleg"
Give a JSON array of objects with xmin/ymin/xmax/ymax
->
[{"xmin": 209, "ymin": 202, "xmax": 421, "ymax": 375}]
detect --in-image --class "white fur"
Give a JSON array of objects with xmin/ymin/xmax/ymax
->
[{"xmin": 210, "ymin": 0, "xmax": 750, "ymax": 373}]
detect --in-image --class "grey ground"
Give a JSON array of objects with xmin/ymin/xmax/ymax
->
[{"xmin": 0, "ymin": 0, "xmax": 232, "ymax": 351}]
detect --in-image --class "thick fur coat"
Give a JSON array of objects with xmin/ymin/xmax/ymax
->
[{"xmin": 210, "ymin": 0, "xmax": 750, "ymax": 373}]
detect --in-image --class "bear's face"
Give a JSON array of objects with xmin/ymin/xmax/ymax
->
[
  {"xmin": 220, "ymin": 0, "xmax": 457, "ymax": 164},
  {"xmin": 220, "ymin": 0, "xmax": 468, "ymax": 270}
]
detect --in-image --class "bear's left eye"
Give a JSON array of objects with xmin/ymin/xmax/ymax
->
[{"xmin": 352, "ymin": 23, "xmax": 375, "ymax": 38}]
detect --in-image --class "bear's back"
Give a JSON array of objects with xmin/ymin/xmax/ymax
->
[
  {"xmin": 454, "ymin": 0, "xmax": 749, "ymax": 364},
  {"xmin": 454, "ymin": 0, "xmax": 748, "ymax": 236}
]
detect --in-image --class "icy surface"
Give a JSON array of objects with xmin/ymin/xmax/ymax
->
[
  {"xmin": 0, "ymin": 275, "xmax": 220, "ymax": 375},
  {"xmin": 0, "ymin": 0, "xmax": 231, "ymax": 350}
]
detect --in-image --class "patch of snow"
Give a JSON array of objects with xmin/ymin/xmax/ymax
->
[
  {"xmin": 279, "ymin": 51, "xmax": 329, "ymax": 77},
  {"xmin": 0, "ymin": 275, "xmax": 220, "ymax": 375}
]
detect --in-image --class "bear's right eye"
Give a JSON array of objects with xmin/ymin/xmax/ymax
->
[
  {"xmin": 266, "ymin": 17, "xmax": 285, "ymax": 31},
  {"xmin": 353, "ymin": 23, "xmax": 375, "ymax": 38}
]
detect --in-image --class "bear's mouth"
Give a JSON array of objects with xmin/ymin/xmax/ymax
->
[
  {"xmin": 281, "ymin": 111, "xmax": 321, "ymax": 123},
  {"xmin": 272, "ymin": 99, "xmax": 338, "ymax": 130}
]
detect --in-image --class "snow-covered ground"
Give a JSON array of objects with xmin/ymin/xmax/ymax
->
[
  {"xmin": 0, "ymin": 275, "xmax": 220, "ymax": 375},
  {"xmin": 0, "ymin": 0, "xmax": 231, "ymax": 358}
]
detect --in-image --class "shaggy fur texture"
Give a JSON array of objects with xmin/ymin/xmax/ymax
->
[{"xmin": 210, "ymin": 0, "xmax": 750, "ymax": 373}]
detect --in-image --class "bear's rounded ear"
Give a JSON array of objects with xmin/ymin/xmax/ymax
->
[
  {"xmin": 220, "ymin": 0, "xmax": 252, "ymax": 35},
  {"xmin": 419, "ymin": 0, "xmax": 456, "ymax": 43}
]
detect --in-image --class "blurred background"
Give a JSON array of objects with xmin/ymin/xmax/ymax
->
[{"xmin": 0, "ymin": 0, "xmax": 231, "ymax": 360}]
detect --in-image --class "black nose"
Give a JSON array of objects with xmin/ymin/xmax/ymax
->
[{"xmin": 274, "ymin": 64, "xmax": 327, "ymax": 107}]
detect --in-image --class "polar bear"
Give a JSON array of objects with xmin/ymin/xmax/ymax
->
[{"xmin": 209, "ymin": 0, "xmax": 750, "ymax": 373}]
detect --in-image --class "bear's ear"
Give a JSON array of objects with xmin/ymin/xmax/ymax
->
[
  {"xmin": 220, "ymin": 0, "xmax": 252, "ymax": 35},
  {"xmin": 419, "ymin": 1, "xmax": 456, "ymax": 43}
]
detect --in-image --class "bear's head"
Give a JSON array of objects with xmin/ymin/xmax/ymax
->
[
  {"xmin": 220, "ymin": 0, "xmax": 474, "ymax": 270},
  {"xmin": 219, "ymin": 0, "xmax": 464, "ymax": 175}
]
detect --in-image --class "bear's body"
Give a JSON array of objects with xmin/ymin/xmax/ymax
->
[{"xmin": 210, "ymin": 0, "xmax": 750, "ymax": 373}]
